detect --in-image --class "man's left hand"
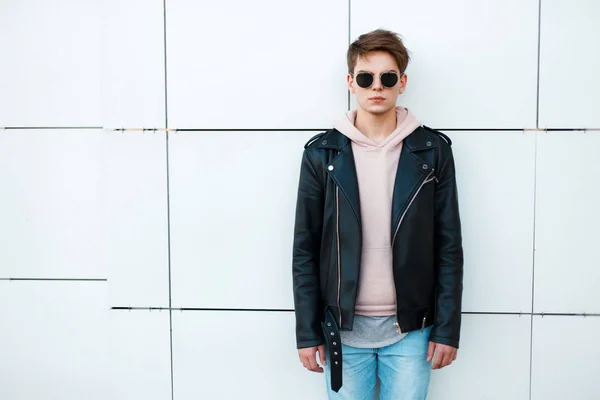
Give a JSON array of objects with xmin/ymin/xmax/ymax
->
[{"xmin": 427, "ymin": 342, "xmax": 457, "ymax": 369}]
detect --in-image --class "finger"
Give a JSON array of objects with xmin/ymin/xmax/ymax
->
[
  {"xmin": 445, "ymin": 349, "xmax": 457, "ymax": 364},
  {"xmin": 301, "ymin": 356, "xmax": 310, "ymax": 371},
  {"xmin": 427, "ymin": 342, "xmax": 436, "ymax": 362},
  {"xmin": 433, "ymin": 351, "xmax": 446, "ymax": 369},
  {"xmin": 308, "ymin": 354, "xmax": 324, "ymax": 373},
  {"xmin": 453, "ymin": 351, "xmax": 458, "ymax": 361},
  {"xmin": 318, "ymin": 345, "xmax": 327, "ymax": 366},
  {"xmin": 441, "ymin": 355, "xmax": 451, "ymax": 368},
  {"xmin": 431, "ymin": 350, "xmax": 442, "ymax": 370},
  {"xmin": 439, "ymin": 351, "xmax": 453, "ymax": 369}
]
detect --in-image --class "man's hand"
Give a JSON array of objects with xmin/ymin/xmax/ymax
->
[
  {"xmin": 298, "ymin": 345, "xmax": 327, "ymax": 373},
  {"xmin": 427, "ymin": 341, "xmax": 458, "ymax": 369}
]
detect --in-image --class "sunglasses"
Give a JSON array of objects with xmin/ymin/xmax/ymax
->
[{"xmin": 353, "ymin": 71, "xmax": 403, "ymax": 89}]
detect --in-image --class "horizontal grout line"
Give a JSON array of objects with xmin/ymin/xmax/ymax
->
[
  {"xmin": 174, "ymin": 128, "xmax": 327, "ymax": 132},
  {"xmin": 439, "ymin": 128, "xmax": 526, "ymax": 132},
  {"xmin": 440, "ymin": 128, "xmax": 600, "ymax": 132},
  {"xmin": 463, "ymin": 311, "xmax": 529, "ymax": 315},
  {"xmin": 110, "ymin": 307, "xmax": 600, "ymax": 317},
  {"xmin": 112, "ymin": 306, "xmax": 295, "ymax": 312},
  {"xmin": 3, "ymin": 127, "xmax": 598, "ymax": 132},
  {"xmin": 1, "ymin": 277, "xmax": 107, "ymax": 281},
  {"xmin": 106, "ymin": 127, "xmax": 600, "ymax": 133},
  {"xmin": 458, "ymin": 311, "xmax": 600, "ymax": 317},
  {"xmin": 544, "ymin": 128, "xmax": 600, "ymax": 132},
  {"xmin": 532, "ymin": 312, "xmax": 600, "ymax": 317},
  {"xmin": 2, "ymin": 126, "xmax": 103, "ymax": 130}
]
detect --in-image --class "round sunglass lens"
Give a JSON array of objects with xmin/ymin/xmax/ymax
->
[
  {"xmin": 356, "ymin": 73, "xmax": 374, "ymax": 88},
  {"xmin": 381, "ymin": 72, "xmax": 399, "ymax": 88}
]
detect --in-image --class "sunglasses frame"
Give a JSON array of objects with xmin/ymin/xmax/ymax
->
[{"xmin": 351, "ymin": 71, "xmax": 405, "ymax": 89}]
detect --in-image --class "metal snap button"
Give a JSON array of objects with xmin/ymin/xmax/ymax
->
[
  {"xmin": 422, "ymin": 164, "xmax": 428, "ymax": 170},
  {"xmin": 330, "ymin": 332, "xmax": 334, "ymax": 336},
  {"xmin": 327, "ymin": 322, "xmax": 331, "ymax": 327},
  {"xmin": 333, "ymin": 342, "xmax": 337, "ymax": 346},
  {"xmin": 426, "ymin": 141, "xmax": 432, "ymax": 146},
  {"xmin": 322, "ymin": 140, "xmax": 328, "ymax": 145},
  {"xmin": 328, "ymin": 165, "xmax": 334, "ymax": 171}
]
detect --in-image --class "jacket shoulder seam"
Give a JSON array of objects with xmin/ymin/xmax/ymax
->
[
  {"xmin": 304, "ymin": 131, "xmax": 328, "ymax": 149},
  {"xmin": 422, "ymin": 125, "xmax": 452, "ymax": 146}
]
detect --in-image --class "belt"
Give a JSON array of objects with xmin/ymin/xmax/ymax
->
[{"xmin": 322, "ymin": 308, "xmax": 343, "ymax": 392}]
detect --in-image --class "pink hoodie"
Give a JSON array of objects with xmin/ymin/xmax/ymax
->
[{"xmin": 333, "ymin": 106, "xmax": 422, "ymax": 316}]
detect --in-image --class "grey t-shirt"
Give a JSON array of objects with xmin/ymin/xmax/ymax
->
[{"xmin": 340, "ymin": 314, "xmax": 408, "ymax": 348}]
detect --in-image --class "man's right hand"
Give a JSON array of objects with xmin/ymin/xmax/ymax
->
[{"xmin": 298, "ymin": 345, "xmax": 327, "ymax": 373}]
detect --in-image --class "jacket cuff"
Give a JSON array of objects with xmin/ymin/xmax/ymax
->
[
  {"xmin": 428, "ymin": 334, "xmax": 460, "ymax": 349},
  {"xmin": 296, "ymin": 338, "xmax": 324, "ymax": 349}
]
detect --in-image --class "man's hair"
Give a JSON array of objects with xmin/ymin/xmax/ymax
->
[{"xmin": 347, "ymin": 29, "xmax": 411, "ymax": 75}]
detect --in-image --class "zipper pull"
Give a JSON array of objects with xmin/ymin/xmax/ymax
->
[
  {"xmin": 421, "ymin": 313, "xmax": 427, "ymax": 333},
  {"xmin": 394, "ymin": 322, "xmax": 401, "ymax": 335},
  {"xmin": 430, "ymin": 168, "xmax": 438, "ymax": 183}
]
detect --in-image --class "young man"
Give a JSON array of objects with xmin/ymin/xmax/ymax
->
[{"xmin": 292, "ymin": 29, "xmax": 464, "ymax": 399}]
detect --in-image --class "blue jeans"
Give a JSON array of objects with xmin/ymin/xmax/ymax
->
[{"xmin": 324, "ymin": 326, "xmax": 433, "ymax": 400}]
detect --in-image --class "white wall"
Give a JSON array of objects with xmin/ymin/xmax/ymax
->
[{"xmin": 0, "ymin": 0, "xmax": 598, "ymax": 399}]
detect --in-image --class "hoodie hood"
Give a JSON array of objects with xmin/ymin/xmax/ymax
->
[{"xmin": 334, "ymin": 106, "xmax": 421, "ymax": 150}]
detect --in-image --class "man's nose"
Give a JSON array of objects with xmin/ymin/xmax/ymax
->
[{"xmin": 371, "ymin": 77, "xmax": 384, "ymax": 90}]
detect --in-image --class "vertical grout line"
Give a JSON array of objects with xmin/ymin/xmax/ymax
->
[
  {"xmin": 162, "ymin": 1, "xmax": 174, "ymax": 400},
  {"xmin": 529, "ymin": 314, "xmax": 535, "ymax": 400},
  {"xmin": 535, "ymin": 0, "xmax": 542, "ymax": 129},
  {"xmin": 531, "ymin": 132, "xmax": 538, "ymax": 317},
  {"xmin": 529, "ymin": 0, "xmax": 542, "ymax": 393},
  {"xmin": 164, "ymin": 3, "xmax": 169, "ymax": 128},
  {"xmin": 347, "ymin": 0, "xmax": 351, "ymax": 111},
  {"xmin": 530, "ymin": 0, "xmax": 542, "ymax": 393},
  {"xmin": 528, "ymin": 130, "xmax": 539, "ymax": 400}
]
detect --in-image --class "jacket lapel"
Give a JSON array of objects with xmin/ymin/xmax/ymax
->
[{"xmin": 391, "ymin": 126, "xmax": 437, "ymax": 237}]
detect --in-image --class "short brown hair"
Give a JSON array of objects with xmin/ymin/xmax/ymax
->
[{"xmin": 347, "ymin": 29, "xmax": 411, "ymax": 74}]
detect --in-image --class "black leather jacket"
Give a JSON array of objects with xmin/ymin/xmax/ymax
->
[{"xmin": 292, "ymin": 125, "xmax": 463, "ymax": 389}]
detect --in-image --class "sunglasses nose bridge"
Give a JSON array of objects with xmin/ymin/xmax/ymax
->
[{"xmin": 371, "ymin": 75, "xmax": 384, "ymax": 90}]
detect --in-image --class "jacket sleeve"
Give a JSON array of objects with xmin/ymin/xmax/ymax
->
[
  {"xmin": 430, "ymin": 144, "xmax": 464, "ymax": 348},
  {"xmin": 292, "ymin": 149, "xmax": 325, "ymax": 349}
]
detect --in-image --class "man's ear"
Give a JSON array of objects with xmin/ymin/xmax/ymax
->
[
  {"xmin": 399, "ymin": 73, "xmax": 408, "ymax": 94},
  {"xmin": 347, "ymin": 73, "xmax": 356, "ymax": 94}
]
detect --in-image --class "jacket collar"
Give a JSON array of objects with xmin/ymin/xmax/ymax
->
[
  {"xmin": 318, "ymin": 126, "xmax": 437, "ymax": 152},
  {"xmin": 404, "ymin": 126, "xmax": 438, "ymax": 152},
  {"xmin": 317, "ymin": 129, "xmax": 350, "ymax": 150}
]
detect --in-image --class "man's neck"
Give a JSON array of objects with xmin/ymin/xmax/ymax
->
[{"xmin": 354, "ymin": 106, "xmax": 397, "ymax": 143}]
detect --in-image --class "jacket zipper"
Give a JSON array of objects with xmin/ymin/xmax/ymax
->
[
  {"xmin": 336, "ymin": 186, "xmax": 342, "ymax": 327},
  {"xmin": 394, "ymin": 311, "xmax": 428, "ymax": 334},
  {"xmin": 393, "ymin": 171, "xmax": 434, "ymax": 334},
  {"xmin": 391, "ymin": 169, "xmax": 435, "ymax": 247}
]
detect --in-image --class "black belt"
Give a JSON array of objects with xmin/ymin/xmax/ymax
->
[{"xmin": 322, "ymin": 309, "xmax": 343, "ymax": 392}]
